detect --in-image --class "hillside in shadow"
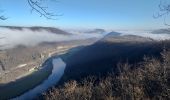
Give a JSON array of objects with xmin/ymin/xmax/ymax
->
[{"xmin": 59, "ymin": 33, "xmax": 170, "ymax": 84}]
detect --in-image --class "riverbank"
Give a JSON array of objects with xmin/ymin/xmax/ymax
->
[
  {"xmin": 16, "ymin": 46, "xmax": 84, "ymax": 99},
  {"xmin": 0, "ymin": 45, "xmax": 88, "ymax": 100},
  {"xmin": 0, "ymin": 58, "xmax": 53, "ymax": 100},
  {"xmin": 14, "ymin": 58, "xmax": 66, "ymax": 100},
  {"xmin": 0, "ymin": 44, "xmax": 78, "ymax": 99}
]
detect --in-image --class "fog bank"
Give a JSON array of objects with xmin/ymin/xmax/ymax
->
[
  {"xmin": 117, "ymin": 30, "xmax": 170, "ymax": 40},
  {"xmin": 0, "ymin": 27, "xmax": 103, "ymax": 50}
]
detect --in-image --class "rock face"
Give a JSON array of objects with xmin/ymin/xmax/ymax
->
[
  {"xmin": 0, "ymin": 61, "xmax": 5, "ymax": 72},
  {"xmin": 0, "ymin": 62, "xmax": 4, "ymax": 73}
]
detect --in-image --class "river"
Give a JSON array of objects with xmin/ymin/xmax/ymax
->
[{"xmin": 13, "ymin": 58, "xmax": 66, "ymax": 100}]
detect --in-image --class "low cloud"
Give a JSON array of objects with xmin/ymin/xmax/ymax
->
[
  {"xmin": 0, "ymin": 27, "xmax": 103, "ymax": 50},
  {"xmin": 117, "ymin": 30, "xmax": 170, "ymax": 40}
]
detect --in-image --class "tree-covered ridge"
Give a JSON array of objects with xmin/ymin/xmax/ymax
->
[{"xmin": 44, "ymin": 49, "xmax": 170, "ymax": 100}]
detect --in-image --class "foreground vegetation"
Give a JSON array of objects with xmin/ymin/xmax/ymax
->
[{"xmin": 44, "ymin": 48, "xmax": 170, "ymax": 100}]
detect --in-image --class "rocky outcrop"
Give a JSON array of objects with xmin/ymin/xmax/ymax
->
[{"xmin": 0, "ymin": 61, "xmax": 5, "ymax": 71}]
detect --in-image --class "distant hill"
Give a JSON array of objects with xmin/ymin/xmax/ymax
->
[
  {"xmin": 102, "ymin": 33, "xmax": 153, "ymax": 43},
  {"xmin": 86, "ymin": 29, "xmax": 106, "ymax": 34},
  {"xmin": 0, "ymin": 26, "xmax": 70, "ymax": 35},
  {"xmin": 152, "ymin": 28, "xmax": 170, "ymax": 34},
  {"xmin": 59, "ymin": 33, "xmax": 170, "ymax": 84},
  {"xmin": 103, "ymin": 31, "xmax": 122, "ymax": 37}
]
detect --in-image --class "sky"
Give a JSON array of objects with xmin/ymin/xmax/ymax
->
[{"xmin": 0, "ymin": 0, "xmax": 169, "ymax": 30}]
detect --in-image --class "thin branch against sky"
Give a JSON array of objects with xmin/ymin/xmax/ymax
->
[
  {"xmin": 0, "ymin": 0, "xmax": 169, "ymax": 29},
  {"xmin": 0, "ymin": 0, "xmax": 59, "ymax": 20},
  {"xmin": 154, "ymin": 0, "xmax": 170, "ymax": 26},
  {"xmin": 27, "ymin": 0, "xmax": 59, "ymax": 20}
]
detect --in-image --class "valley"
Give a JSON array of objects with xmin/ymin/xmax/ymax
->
[
  {"xmin": 0, "ymin": 26, "xmax": 170, "ymax": 99},
  {"xmin": 0, "ymin": 26, "xmax": 100, "ymax": 99},
  {"xmin": 1, "ymin": 1, "xmax": 170, "ymax": 99}
]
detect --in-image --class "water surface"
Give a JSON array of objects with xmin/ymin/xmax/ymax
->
[{"xmin": 14, "ymin": 58, "xmax": 66, "ymax": 100}]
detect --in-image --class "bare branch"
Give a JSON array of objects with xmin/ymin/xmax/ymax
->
[
  {"xmin": 0, "ymin": 15, "xmax": 7, "ymax": 20},
  {"xmin": 27, "ymin": 0, "xmax": 60, "ymax": 20},
  {"xmin": 0, "ymin": 10, "xmax": 7, "ymax": 20},
  {"xmin": 154, "ymin": 0, "xmax": 170, "ymax": 26},
  {"xmin": 0, "ymin": 0, "xmax": 60, "ymax": 20}
]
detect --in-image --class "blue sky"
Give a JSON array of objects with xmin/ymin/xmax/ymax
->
[{"xmin": 0, "ymin": 0, "xmax": 169, "ymax": 30}]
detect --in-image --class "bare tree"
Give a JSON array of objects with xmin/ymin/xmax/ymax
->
[
  {"xmin": 0, "ymin": 15, "xmax": 7, "ymax": 20},
  {"xmin": 0, "ymin": 9, "xmax": 7, "ymax": 20},
  {"xmin": 27, "ymin": 0, "xmax": 59, "ymax": 20},
  {"xmin": 0, "ymin": 0, "xmax": 59, "ymax": 20},
  {"xmin": 154, "ymin": 0, "xmax": 170, "ymax": 26}
]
